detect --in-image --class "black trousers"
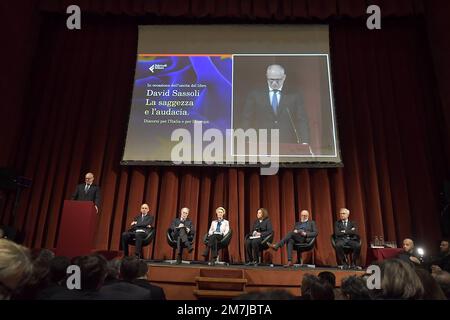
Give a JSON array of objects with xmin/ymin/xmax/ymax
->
[
  {"xmin": 172, "ymin": 227, "xmax": 192, "ymax": 256},
  {"xmin": 245, "ymin": 237, "xmax": 263, "ymax": 262},
  {"xmin": 278, "ymin": 231, "xmax": 307, "ymax": 261},
  {"xmin": 334, "ymin": 238, "xmax": 361, "ymax": 265},
  {"xmin": 203, "ymin": 234, "xmax": 223, "ymax": 259},
  {"xmin": 121, "ymin": 231, "xmax": 147, "ymax": 257}
]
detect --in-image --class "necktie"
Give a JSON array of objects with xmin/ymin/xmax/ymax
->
[
  {"xmin": 216, "ymin": 220, "xmax": 222, "ymax": 232},
  {"xmin": 344, "ymin": 221, "xmax": 347, "ymax": 228},
  {"xmin": 84, "ymin": 184, "xmax": 90, "ymax": 193},
  {"xmin": 271, "ymin": 90, "xmax": 279, "ymax": 114}
]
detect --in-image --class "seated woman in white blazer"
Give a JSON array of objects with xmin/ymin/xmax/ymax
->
[{"xmin": 202, "ymin": 206, "xmax": 230, "ymax": 265}]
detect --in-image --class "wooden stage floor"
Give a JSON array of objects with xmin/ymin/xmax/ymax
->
[{"xmin": 145, "ymin": 261, "xmax": 365, "ymax": 299}]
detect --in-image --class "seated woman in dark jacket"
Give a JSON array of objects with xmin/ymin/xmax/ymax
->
[{"xmin": 245, "ymin": 208, "xmax": 273, "ymax": 266}]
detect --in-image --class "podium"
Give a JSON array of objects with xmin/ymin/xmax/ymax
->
[{"xmin": 56, "ymin": 200, "xmax": 97, "ymax": 258}]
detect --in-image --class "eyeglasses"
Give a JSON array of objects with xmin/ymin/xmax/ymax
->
[{"xmin": 267, "ymin": 78, "xmax": 284, "ymax": 81}]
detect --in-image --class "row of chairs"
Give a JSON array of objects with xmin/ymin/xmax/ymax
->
[{"xmin": 130, "ymin": 228, "xmax": 360, "ymax": 266}]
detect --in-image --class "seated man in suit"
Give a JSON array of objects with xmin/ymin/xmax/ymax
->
[
  {"xmin": 169, "ymin": 207, "xmax": 195, "ymax": 264},
  {"xmin": 333, "ymin": 208, "xmax": 361, "ymax": 269},
  {"xmin": 121, "ymin": 203, "xmax": 154, "ymax": 258},
  {"xmin": 268, "ymin": 210, "xmax": 317, "ymax": 267},
  {"xmin": 71, "ymin": 172, "xmax": 101, "ymax": 213}
]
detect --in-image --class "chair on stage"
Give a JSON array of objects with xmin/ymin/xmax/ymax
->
[
  {"xmin": 244, "ymin": 231, "xmax": 274, "ymax": 265},
  {"xmin": 203, "ymin": 229, "xmax": 233, "ymax": 265},
  {"xmin": 127, "ymin": 228, "xmax": 156, "ymax": 259},
  {"xmin": 293, "ymin": 236, "xmax": 316, "ymax": 267},
  {"xmin": 331, "ymin": 234, "xmax": 362, "ymax": 268},
  {"xmin": 166, "ymin": 228, "xmax": 195, "ymax": 264}
]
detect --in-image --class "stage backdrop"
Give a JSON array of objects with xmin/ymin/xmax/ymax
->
[{"xmin": 1, "ymin": 0, "xmax": 449, "ymax": 266}]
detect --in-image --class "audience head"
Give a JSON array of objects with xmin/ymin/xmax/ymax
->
[
  {"xmin": 300, "ymin": 210, "xmax": 309, "ymax": 222},
  {"xmin": 216, "ymin": 207, "xmax": 226, "ymax": 220},
  {"xmin": 137, "ymin": 259, "xmax": 149, "ymax": 279},
  {"xmin": 318, "ymin": 271, "xmax": 336, "ymax": 288},
  {"xmin": 414, "ymin": 267, "xmax": 446, "ymax": 300},
  {"xmin": 432, "ymin": 271, "xmax": 450, "ymax": 299},
  {"xmin": 140, "ymin": 203, "xmax": 150, "ymax": 215},
  {"xmin": 340, "ymin": 276, "xmax": 372, "ymax": 300},
  {"xmin": 310, "ymin": 278, "xmax": 335, "ymax": 300},
  {"xmin": 180, "ymin": 207, "xmax": 190, "ymax": 220},
  {"xmin": 235, "ymin": 289, "xmax": 295, "ymax": 300},
  {"xmin": 120, "ymin": 256, "xmax": 141, "ymax": 282},
  {"xmin": 402, "ymin": 238, "xmax": 415, "ymax": 254},
  {"xmin": 0, "ymin": 239, "xmax": 33, "ymax": 300},
  {"xmin": 257, "ymin": 208, "xmax": 269, "ymax": 220},
  {"xmin": 339, "ymin": 208, "xmax": 350, "ymax": 221},
  {"xmin": 301, "ymin": 273, "xmax": 316, "ymax": 299},
  {"xmin": 105, "ymin": 258, "xmax": 121, "ymax": 281},
  {"xmin": 76, "ymin": 254, "xmax": 107, "ymax": 291},
  {"xmin": 439, "ymin": 239, "xmax": 449, "ymax": 255},
  {"xmin": 380, "ymin": 259, "xmax": 424, "ymax": 299},
  {"xmin": 49, "ymin": 256, "xmax": 71, "ymax": 284}
]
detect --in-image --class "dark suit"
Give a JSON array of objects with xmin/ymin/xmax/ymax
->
[
  {"xmin": 71, "ymin": 183, "xmax": 101, "ymax": 207},
  {"xmin": 97, "ymin": 281, "xmax": 152, "ymax": 300},
  {"xmin": 121, "ymin": 214, "xmax": 154, "ymax": 257},
  {"xmin": 278, "ymin": 220, "xmax": 317, "ymax": 261},
  {"xmin": 239, "ymin": 89, "xmax": 309, "ymax": 144},
  {"xmin": 245, "ymin": 218, "xmax": 273, "ymax": 263},
  {"xmin": 169, "ymin": 217, "xmax": 195, "ymax": 257},
  {"xmin": 333, "ymin": 220, "xmax": 361, "ymax": 265},
  {"xmin": 133, "ymin": 279, "xmax": 166, "ymax": 300}
]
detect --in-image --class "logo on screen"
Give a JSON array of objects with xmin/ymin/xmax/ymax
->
[{"xmin": 148, "ymin": 64, "xmax": 168, "ymax": 73}]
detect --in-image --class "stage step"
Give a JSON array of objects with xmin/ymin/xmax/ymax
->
[
  {"xmin": 193, "ymin": 289, "xmax": 247, "ymax": 299},
  {"xmin": 194, "ymin": 268, "xmax": 247, "ymax": 299}
]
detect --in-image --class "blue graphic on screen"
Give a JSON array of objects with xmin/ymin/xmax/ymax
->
[{"xmin": 124, "ymin": 55, "xmax": 232, "ymax": 161}]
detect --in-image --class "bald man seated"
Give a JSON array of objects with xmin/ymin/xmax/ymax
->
[
  {"xmin": 71, "ymin": 172, "xmax": 101, "ymax": 212},
  {"xmin": 268, "ymin": 210, "xmax": 317, "ymax": 267},
  {"xmin": 397, "ymin": 238, "xmax": 421, "ymax": 265},
  {"xmin": 121, "ymin": 203, "xmax": 155, "ymax": 258}
]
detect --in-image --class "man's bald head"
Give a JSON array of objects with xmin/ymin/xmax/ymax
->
[
  {"xmin": 85, "ymin": 172, "xmax": 94, "ymax": 184},
  {"xmin": 403, "ymin": 238, "xmax": 415, "ymax": 253}
]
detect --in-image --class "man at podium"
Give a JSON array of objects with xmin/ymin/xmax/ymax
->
[
  {"xmin": 71, "ymin": 172, "xmax": 101, "ymax": 213},
  {"xmin": 121, "ymin": 203, "xmax": 155, "ymax": 258}
]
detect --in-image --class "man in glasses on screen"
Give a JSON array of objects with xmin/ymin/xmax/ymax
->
[{"xmin": 239, "ymin": 64, "xmax": 310, "ymax": 147}]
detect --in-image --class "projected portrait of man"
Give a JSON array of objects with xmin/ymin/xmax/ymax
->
[{"xmin": 239, "ymin": 64, "xmax": 310, "ymax": 146}]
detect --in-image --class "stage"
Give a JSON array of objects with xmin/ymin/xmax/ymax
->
[{"xmin": 144, "ymin": 261, "xmax": 365, "ymax": 299}]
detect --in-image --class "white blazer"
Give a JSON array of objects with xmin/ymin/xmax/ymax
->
[{"xmin": 208, "ymin": 219, "xmax": 230, "ymax": 236}]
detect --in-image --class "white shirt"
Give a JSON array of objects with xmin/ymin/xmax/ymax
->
[{"xmin": 208, "ymin": 219, "xmax": 230, "ymax": 236}]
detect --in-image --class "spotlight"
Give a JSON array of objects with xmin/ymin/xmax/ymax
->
[{"xmin": 417, "ymin": 247, "xmax": 425, "ymax": 257}]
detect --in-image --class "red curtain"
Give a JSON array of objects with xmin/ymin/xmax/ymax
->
[
  {"xmin": 38, "ymin": 0, "xmax": 424, "ymax": 18},
  {"xmin": 1, "ymin": 2, "xmax": 449, "ymax": 266}
]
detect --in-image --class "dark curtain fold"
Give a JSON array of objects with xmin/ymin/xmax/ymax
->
[
  {"xmin": 1, "ymin": 1, "xmax": 449, "ymax": 266},
  {"xmin": 38, "ymin": 0, "xmax": 425, "ymax": 18}
]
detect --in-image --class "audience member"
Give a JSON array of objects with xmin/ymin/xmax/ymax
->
[
  {"xmin": 0, "ymin": 239, "xmax": 33, "ymax": 300},
  {"xmin": 133, "ymin": 259, "xmax": 166, "ymax": 300},
  {"xmin": 414, "ymin": 267, "xmax": 446, "ymax": 300},
  {"xmin": 340, "ymin": 275, "xmax": 372, "ymax": 300},
  {"xmin": 380, "ymin": 259, "xmax": 424, "ymax": 299}
]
